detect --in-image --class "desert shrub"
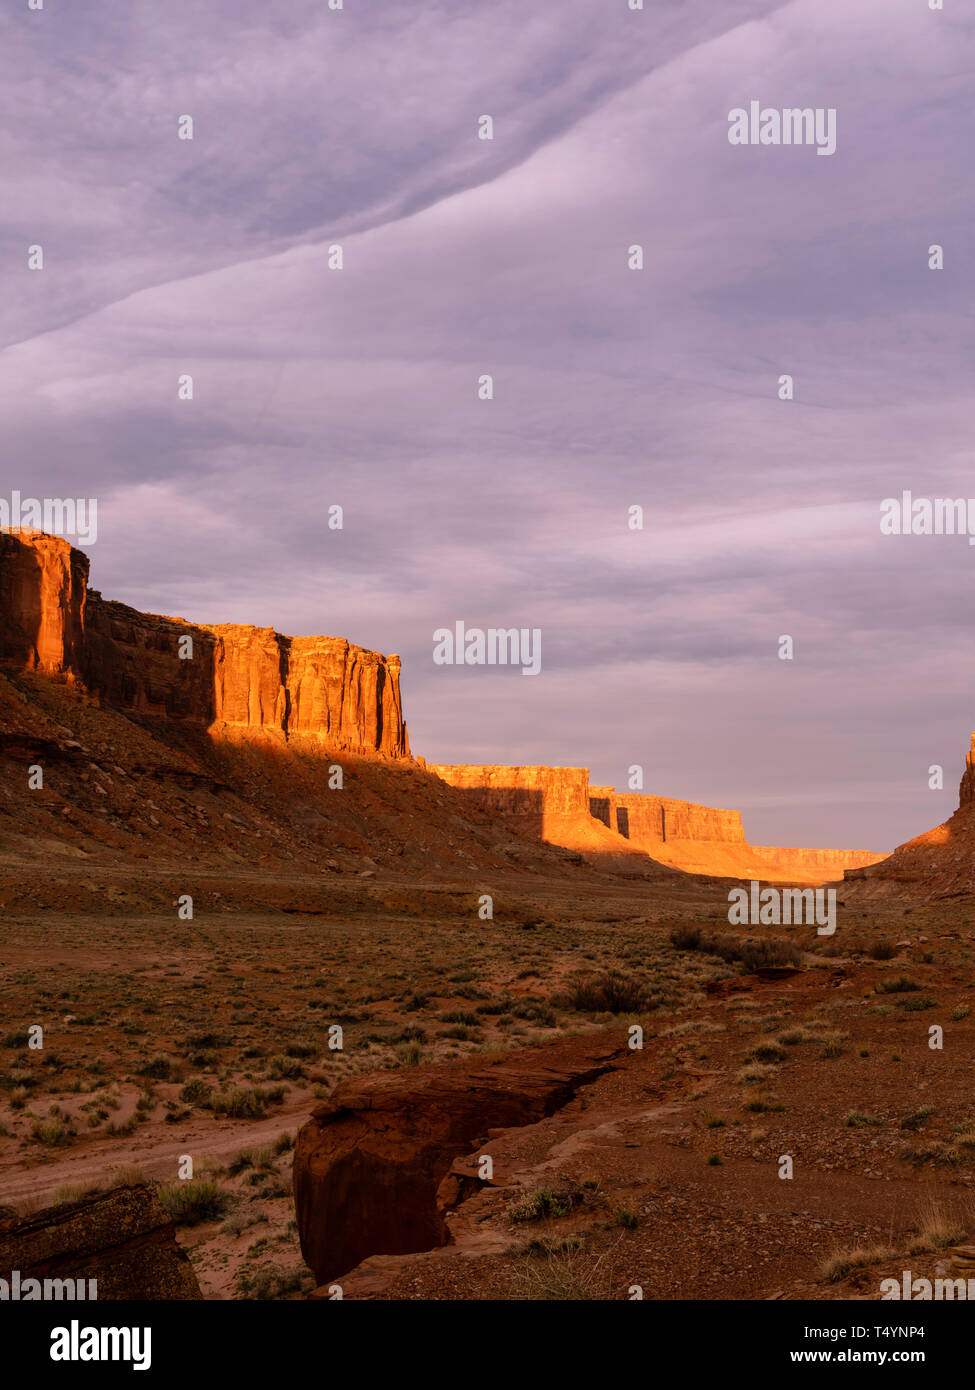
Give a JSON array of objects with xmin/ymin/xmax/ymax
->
[
  {"xmin": 265, "ymin": 1055, "xmax": 306, "ymax": 1081},
  {"xmin": 54, "ymin": 1181, "xmax": 103, "ymax": 1204},
  {"xmin": 390, "ymin": 1025, "xmax": 427, "ymax": 1044},
  {"xmin": 736, "ymin": 1062, "xmax": 778, "ymax": 1084},
  {"xmin": 900, "ymin": 1105, "xmax": 936, "ymax": 1132},
  {"xmin": 183, "ymin": 1031, "xmax": 230, "ymax": 1051},
  {"xmin": 736, "ymin": 939, "xmax": 802, "ymax": 972},
  {"xmin": 158, "ymin": 1177, "xmax": 231, "ymax": 1226},
  {"xmin": 820, "ymin": 1245, "xmax": 894, "ymax": 1284},
  {"xmin": 140, "ymin": 1053, "xmax": 175, "ymax": 1081},
  {"xmin": 476, "ymin": 998, "xmax": 513, "ymax": 1015},
  {"xmin": 510, "ymin": 1245, "xmax": 616, "ymax": 1301},
  {"xmin": 179, "ymin": 1078, "xmax": 211, "ymax": 1106},
  {"xmin": 876, "ymin": 975, "xmax": 919, "ymax": 994},
  {"xmin": 670, "ymin": 930, "xmax": 800, "ymax": 972},
  {"xmin": 778, "ymin": 1027, "xmax": 812, "ymax": 1045},
  {"xmin": 560, "ymin": 971, "xmax": 650, "ymax": 1014},
  {"xmin": 228, "ymin": 1145, "xmax": 275, "ymax": 1177},
  {"xmin": 109, "ymin": 1165, "xmax": 148, "ymax": 1188},
  {"xmin": 30, "ymin": 1117, "xmax": 74, "ymax": 1147},
  {"xmin": 221, "ymin": 1208, "xmax": 269, "ymax": 1238},
  {"xmin": 511, "ymin": 1001, "xmax": 557, "ymax": 1026},
  {"xmin": 742, "ymin": 1095, "xmax": 783, "ymax": 1113},
  {"xmin": 210, "ymin": 1086, "xmax": 283, "ymax": 1119},
  {"xmin": 909, "ymin": 1200, "xmax": 968, "ymax": 1252},
  {"xmin": 235, "ymin": 1263, "xmax": 305, "ymax": 1300},
  {"xmin": 869, "ymin": 941, "xmax": 897, "ymax": 961},
  {"xmin": 669, "ymin": 925, "xmax": 703, "ymax": 952},
  {"xmin": 509, "ymin": 1186, "xmax": 581, "ymax": 1223}
]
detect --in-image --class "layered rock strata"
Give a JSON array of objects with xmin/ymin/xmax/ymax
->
[
  {"xmin": 0, "ymin": 529, "xmax": 408, "ymax": 756},
  {"xmin": 0, "ymin": 1184, "xmax": 202, "ymax": 1300},
  {"xmin": 293, "ymin": 1033, "xmax": 625, "ymax": 1284}
]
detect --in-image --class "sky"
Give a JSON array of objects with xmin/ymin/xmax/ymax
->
[{"xmin": 2, "ymin": 0, "xmax": 973, "ymax": 852}]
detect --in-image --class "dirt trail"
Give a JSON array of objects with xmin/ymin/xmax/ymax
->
[{"xmin": 0, "ymin": 1099, "xmax": 310, "ymax": 1206}]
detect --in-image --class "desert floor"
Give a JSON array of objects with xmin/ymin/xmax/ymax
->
[{"xmin": 2, "ymin": 857, "xmax": 973, "ymax": 1300}]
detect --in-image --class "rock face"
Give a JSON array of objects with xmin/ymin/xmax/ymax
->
[
  {"xmin": 0, "ymin": 530, "xmax": 88, "ymax": 679},
  {"xmin": 0, "ymin": 529, "xmax": 883, "ymax": 871},
  {"xmin": 427, "ymin": 763, "xmax": 590, "ymax": 827},
  {"xmin": 426, "ymin": 763, "xmax": 658, "ymax": 860},
  {"xmin": 611, "ymin": 791, "xmax": 746, "ymax": 846},
  {"xmin": 84, "ymin": 595, "xmax": 220, "ymax": 721},
  {"xmin": 0, "ymin": 529, "xmax": 408, "ymax": 756},
  {"xmin": 750, "ymin": 845, "xmax": 882, "ymax": 874},
  {"xmin": 959, "ymin": 735, "xmax": 975, "ymax": 806},
  {"xmin": 845, "ymin": 732, "xmax": 975, "ymax": 897},
  {"xmin": 431, "ymin": 766, "xmax": 749, "ymax": 849},
  {"xmin": 0, "ymin": 1184, "xmax": 202, "ymax": 1300},
  {"xmin": 431, "ymin": 762, "xmax": 883, "ymax": 884},
  {"xmin": 293, "ymin": 1033, "xmax": 625, "ymax": 1285}
]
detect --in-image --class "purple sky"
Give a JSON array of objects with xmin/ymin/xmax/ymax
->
[{"xmin": 3, "ymin": 0, "xmax": 974, "ymax": 852}]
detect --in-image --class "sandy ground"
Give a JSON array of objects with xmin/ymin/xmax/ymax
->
[{"xmin": 3, "ymin": 845, "xmax": 975, "ymax": 1300}]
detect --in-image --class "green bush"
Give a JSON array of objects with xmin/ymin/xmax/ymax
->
[{"xmin": 158, "ymin": 1177, "xmax": 231, "ymax": 1226}]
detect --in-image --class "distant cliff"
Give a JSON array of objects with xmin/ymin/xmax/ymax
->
[
  {"xmin": 0, "ymin": 529, "xmax": 87, "ymax": 679},
  {"xmin": 0, "ymin": 529, "xmax": 408, "ymax": 757},
  {"xmin": 590, "ymin": 788, "xmax": 746, "ymax": 846},
  {"xmin": 0, "ymin": 529, "xmax": 890, "ymax": 881},
  {"xmin": 432, "ymin": 763, "xmax": 884, "ymax": 884},
  {"xmin": 426, "ymin": 764, "xmax": 590, "ymax": 822},
  {"xmin": 843, "ymin": 732, "xmax": 975, "ymax": 897},
  {"xmin": 960, "ymin": 734, "xmax": 975, "ymax": 807}
]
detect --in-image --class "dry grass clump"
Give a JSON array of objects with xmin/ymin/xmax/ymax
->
[
  {"xmin": 819, "ymin": 1244, "xmax": 896, "ymax": 1283},
  {"xmin": 669, "ymin": 927, "xmax": 801, "ymax": 972}
]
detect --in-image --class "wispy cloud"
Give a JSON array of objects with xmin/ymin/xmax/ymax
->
[{"xmin": 3, "ymin": 0, "xmax": 973, "ymax": 848}]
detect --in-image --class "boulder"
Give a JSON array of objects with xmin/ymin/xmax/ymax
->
[
  {"xmin": 0, "ymin": 1184, "xmax": 202, "ymax": 1300},
  {"xmin": 293, "ymin": 1032, "xmax": 625, "ymax": 1284}
]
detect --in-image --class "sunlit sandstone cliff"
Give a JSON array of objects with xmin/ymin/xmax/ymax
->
[
  {"xmin": 0, "ymin": 529, "xmax": 408, "ymax": 757},
  {"xmin": 1, "ymin": 529, "xmax": 886, "ymax": 883},
  {"xmin": 842, "ymin": 733, "xmax": 975, "ymax": 897},
  {"xmin": 431, "ymin": 764, "xmax": 885, "ymax": 884}
]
